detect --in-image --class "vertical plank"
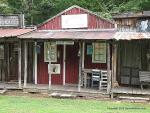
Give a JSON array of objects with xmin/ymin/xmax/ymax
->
[
  {"xmin": 107, "ymin": 42, "xmax": 111, "ymax": 93},
  {"xmin": 18, "ymin": 41, "xmax": 22, "ymax": 88},
  {"xmin": 34, "ymin": 42, "xmax": 37, "ymax": 84},
  {"xmin": 63, "ymin": 44, "xmax": 66, "ymax": 85},
  {"xmin": 48, "ymin": 62, "xmax": 51, "ymax": 89},
  {"xmin": 78, "ymin": 41, "xmax": 82, "ymax": 92},
  {"xmin": 82, "ymin": 42, "xmax": 85, "ymax": 69},
  {"xmin": 24, "ymin": 41, "xmax": 27, "ymax": 87},
  {"xmin": 112, "ymin": 43, "xmax": 118, "ymax": 88},
  {"xmin": 6, "ymin": 43, "xmax": 9, "ymax": 82}
]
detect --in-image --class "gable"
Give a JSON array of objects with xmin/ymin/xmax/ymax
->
[{"xmin": 38, "ymin": 5, "xmax": 114, "ymax": 30}]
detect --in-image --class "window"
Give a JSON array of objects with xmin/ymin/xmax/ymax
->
[
  {"xmin": 0, "ymin": 45, "xmax": 4, "ymax": 59},
  {"xmin": 44, "ymin": 42, "xmax": 57, "ymax": 62},
  {"xmin": 92, "ymin": 42, "xmax": 106, "ymax": 63}
]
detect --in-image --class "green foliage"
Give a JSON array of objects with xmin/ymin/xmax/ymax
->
[{"xmin": 0, "ymin": 0, "xmax": 149, "ymax": 25}]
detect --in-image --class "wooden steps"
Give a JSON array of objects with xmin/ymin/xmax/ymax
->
[
  {"xmin": 118, "ymin": 96, "xmax": 150, "ymax": 102},
  {"xmin": 0, "ymin": 89, "xmax": 7, "ymax": 94},
  {"xmin": 50, "ymin": 92, "xmax": 76, "ymax": 98}
]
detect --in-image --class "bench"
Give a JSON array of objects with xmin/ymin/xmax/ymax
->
[{"xmin": 139, "ymin": 71, "xmax": 150, "ymax": 89}]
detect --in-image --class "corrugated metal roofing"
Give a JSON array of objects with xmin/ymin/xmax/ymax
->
[
  {"xmin": 18, "ymin": 29, "xmax": 116, "ymax": 40},
  {"xmin": 0, "ymin": 29, "xmax": 34, "ymax": 38},
  {"xmin": 114, "ymin": 32, "xmax": 150, "ymax": 40}
]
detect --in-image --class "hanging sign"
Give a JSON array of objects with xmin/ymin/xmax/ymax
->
[{"xmin": 56, "ymin": 41, "xmax": 74, "ymax": 45}]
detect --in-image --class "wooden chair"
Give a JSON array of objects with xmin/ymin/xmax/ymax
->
[
  {"xmin": 139, "ymin": 71, "xmax": 150, "ymax": 89},
  {"xmin": 91, "ymin": 69, "xmax": 101, "ymax": 88}
]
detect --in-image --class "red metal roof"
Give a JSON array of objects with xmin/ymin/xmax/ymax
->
[
  {"xmin": 19, "ymin": 29, "xmax": 116, "ymax": 40},
  {"xmin": 0, "ymin": 29, "xmax": 34, "ymax": 38}
]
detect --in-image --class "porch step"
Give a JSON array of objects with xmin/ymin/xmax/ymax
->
[
  {"xmin": 50, "ymin": 92, "xmax": 76, "ymax": 98},
  {"xmin": 119, "ymin": 96, "xmax": 150, "ymax": 102},
  {"xmin": 0, "ymin": 89, "xmax": 7, "ymax": 94}
]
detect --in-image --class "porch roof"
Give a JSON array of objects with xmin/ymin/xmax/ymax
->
[
  {"xmin": 114, "ymin": 32, "xmax": 150, "ymax": 40},
  {"xmin": 0, "ymin": 28, "xmax": 34, "ymax": 38},
  {"xmin": 18, "ymin": 29, "xmax": 116, "ymax": 40}
]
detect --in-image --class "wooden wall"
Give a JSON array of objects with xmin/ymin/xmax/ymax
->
[{"xmin": 38, "ymin": 7, "xmax": 114, "ymax": 30}]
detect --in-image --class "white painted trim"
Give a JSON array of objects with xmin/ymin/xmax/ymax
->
[
  {"xmin": 82, "ymin": 42, "xmax": 85, "ymax": 69},
  {"xmin": 63, "ymin": 44, "xmax": 66, "ymax": 85},
  {"xmin": 18, "ymin": 41, "xmax": 22, "ymax": 88},
  {"xmin": 48, "ymin": 62, "xmax": 52, "ymax": 89},
  {"xmin": 34, "ymin": 42, "xmax": 37, "ymax": 84},
  {"xmin": 24, "ymin": 41, "xmax": 27, "ymax": 87}
]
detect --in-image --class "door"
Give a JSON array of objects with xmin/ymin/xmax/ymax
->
[
  {"xmin": 120, "ymin": 41, "xmax": 141, "ymax": 85},
  {"xmin": 65, "ymin": 43, "xmax": 79, "ymax": 84},
  {"xmin": 8, "ymin": 43, "xmax": 18, "ymax": 82}
]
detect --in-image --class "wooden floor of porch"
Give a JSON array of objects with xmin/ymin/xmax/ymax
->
[
  {"xmin": 0, "ymin": 82, "xmax": 108, "ymax": 96},
  {"xmin": 112, "ymin": 86, "xmax": 150, "ymax": 95}
]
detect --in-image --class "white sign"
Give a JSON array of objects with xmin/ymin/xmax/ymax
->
[
  {"xmin": 48, "ymin": 64, "xmax": 60, "ymax": 74},
  {"xmin": 0, "ymin": 15, "xmax": 20, "ymax": 27},
  {"xmin": 56, "ymin": 41, "xmax": 74, "ymax": 45},
  {"xmin": 61, "ymin": 14, "xmax": 88, "ymax": 28}
]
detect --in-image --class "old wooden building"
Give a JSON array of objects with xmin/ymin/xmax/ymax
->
[
  {"xmin": 17, "ymin": 5, "xmax": 116, "ymax": 94},
  {"xmin": 112, "ymin": 11, "xmax": 150, "ymax": 96}
]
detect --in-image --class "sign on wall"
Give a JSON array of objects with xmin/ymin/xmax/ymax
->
[
  {"xmin": 0, "ymin": 14, "xmax": 24, "ymax": 28},
  {"xmin": 44, "ymin": 42, "xmax": 57, "ymax": 62},
  {"xmin": 61, "ymin": 14, "xmax": 88, "ymax": 28},
  {"xmin": 48, "ymin": 64, "xmax": 60, "ymax": 74}
]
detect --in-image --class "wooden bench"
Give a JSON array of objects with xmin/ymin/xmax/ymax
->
[{"xmin": 139, "ymin": 71, "xmax": 150, "ymax": 89}]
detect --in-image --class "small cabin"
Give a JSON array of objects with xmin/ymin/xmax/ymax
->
[{"xmin": 112, "ymin": 11, "xmax": 150, "ymax": 95}]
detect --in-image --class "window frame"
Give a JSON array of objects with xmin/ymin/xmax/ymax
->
[{"xmin": 92, "ymin": 42, "xmax": 107, "ymax": 63}]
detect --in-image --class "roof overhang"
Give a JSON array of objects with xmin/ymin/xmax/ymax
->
[
  {"xmin": 0, "ymin": 28, "xmax": 34, "ymax": 38},
  {"xmin": 18, "ymin": 29, "xmax": 116, "ymax": 40},
  {"xmin": 114, "ymin": 32, "xmax": 150, "ymax": 40}
]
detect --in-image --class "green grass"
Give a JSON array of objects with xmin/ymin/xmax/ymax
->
[{"xmin": 0, "ymin": 95, "xmax": 150, "ymax": 113}]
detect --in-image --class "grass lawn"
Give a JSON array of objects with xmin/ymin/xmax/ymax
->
[{"xmin": 0, "ymin": 95, "xmax": 150, "ymax": 113}]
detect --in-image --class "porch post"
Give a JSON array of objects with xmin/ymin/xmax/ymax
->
[
  {"xmin": 63, "ymin": 44, "xmax": 66, "ymax": 85},
  {"xmin": 34, "ymin": 42, "xmax": 37, "ymax": 84},
  {"xmin": 112, "ymin": 43, "xmax": 117, "ymax": 88},
  {"xmin": 18, "ymin": 41, "xmax": 22, "ymax": 88},
  {"xmin": 24, "ymin": 41, "xmax": 27, "ymax": 88},
  {"xmin": 78, "ymin": 41, "xmax": 82, "ymax": 92},
  {"xmin": 107, "ymin": 42, "xmax": 111, "ymax": 94},
  {"xmin": 82, "ymin": 42, "xmax": 85, "ymax": 69}
]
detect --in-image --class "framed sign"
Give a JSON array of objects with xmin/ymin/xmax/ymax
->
[
  {"xmin": 48, "ymin": 64, "xmax": 60, "ymax": 74},
  {"xmin": 87, "ymin": 45, "xmax": 93, "ymax": 55},
  {"xmin": 0, "ymin": 45, "xmax": 4, "ymax": 59},
  {"xmin": 0, "ymin": 14, "xmax": 24, "ymax": 28},
  {"xmin": 44, "ymin": 42, "xmax": 57, "ymax": 62},
  {"xmin": 92, "ymin": 42, "xmax": 106, "ymax": 63},
  {"xmin": 61, "ymin": 14, "xmax": 88, "ymax": 28}
]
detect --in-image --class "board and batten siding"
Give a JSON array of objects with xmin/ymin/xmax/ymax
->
[
  {"xmin": 38, "ymin": 7, "xmax": 114, "ymax": 30},
  {"xmin": 37, "ymin": 6, "xmax": 114, "ymax": 84}
]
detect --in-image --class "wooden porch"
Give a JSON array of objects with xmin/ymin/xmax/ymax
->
[
  {"xmin": 112, "ymin": 86, "xmax": 150, "ymax": 95},
  {"xmin": 0, "ymin": 82, "xmax": 109, "ymax": 98}
]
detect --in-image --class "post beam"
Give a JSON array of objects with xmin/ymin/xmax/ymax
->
[
  {"xmin": 24, "ymin": 41, "xmax": 27, "ymax": 87},
  {"xmin": 107, "ymin": 42, "xmax": 111, "ymax": 93},
  {"xmin": 78, "ymin": 42, "xmax": 82, "ymax": 92},
  {"xmin": 63, "ymin": 44, "xmax": 66, "ymax": 85},
  {"xmin": 18, "ymin": 41, "xmax": 22, "ymax": 88},
  {"xmin": 34, "ymin": 42, "xmax": 37, "ymax": 84}
]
